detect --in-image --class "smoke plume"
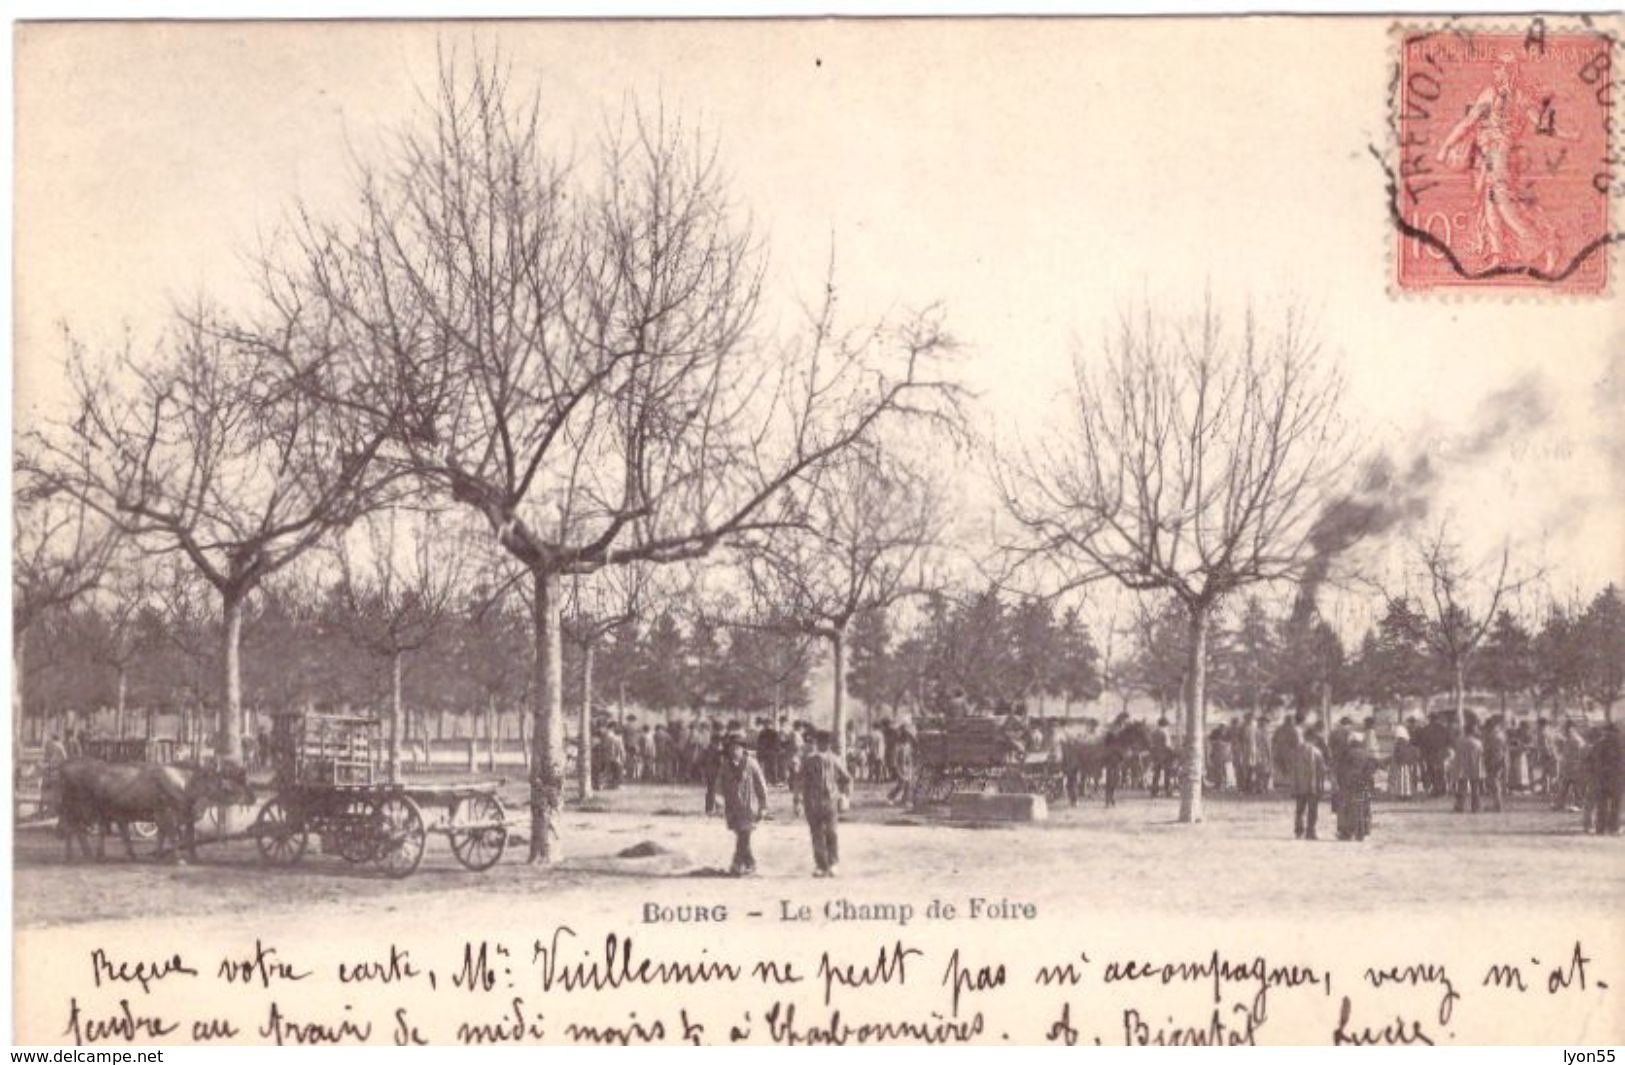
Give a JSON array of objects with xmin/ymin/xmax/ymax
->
[{"xmin": 1298, "ymin": 372, "xmax": 1552, "ymax": 608}]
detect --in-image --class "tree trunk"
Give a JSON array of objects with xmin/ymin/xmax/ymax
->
[
  {"xmin": 12, "ymin": 627, "xmax": 25, "ymax": 750},
  {"xmin": 1178, "ymin": 605, "xmax": 1209, "ymax": 824},
  {"xmin": 388, "ymin": 650, "xmax": 404, "ymax": 784},
  {"xmin": 578, "ymin": 642, "xmax": 595, "ymax": 801},
  {"xmin": 529, "ymin": 569, "xmax": 566, "ymax": 862},
  {"xmin": 219, "ymin": 591, "xmax": 245, "ymax": 763},
  {"xmin": 831, "ymin": 624, "xmax": 849, "ymax": 758},
  {"xmin": 485, "ymin": 695, "xmax": 497, "ymax": 772},
  {"xmin": 1452, "ymin": 661, "xmax": 1466, "ymax": 732},
  {"xmin": 115, "ymin": 666, "xmax": 128, "ymax": 740}
]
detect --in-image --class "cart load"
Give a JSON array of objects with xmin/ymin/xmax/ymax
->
[
  {"xmin": 911, "ymin": 715, "xmax": 1064, "ymax": 804},
  {"xmin": 251, "ymin": 711, "xmax": 512, "ymax": 878}
]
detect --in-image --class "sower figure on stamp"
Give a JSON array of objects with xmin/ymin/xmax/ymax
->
[
  {"xmin": 706, "ymin": 735, "xmax": 768, "ymax": 876},
  {"xmin": 1435, "ymin": 54, "xmax": 1575, "ymax": 274},
  {"xmin": 799, "ymin": 729, "xmax": 853, "ymax": 878}
]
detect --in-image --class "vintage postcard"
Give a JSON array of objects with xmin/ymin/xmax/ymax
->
[{"xmin": 10, "ymin": 16, "xmax": 1623, "ymax": 1048}]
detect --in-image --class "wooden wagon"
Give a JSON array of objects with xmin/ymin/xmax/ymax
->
[
  {"xmin": 250, "ymin": 712, "xmax": 511, "ymax": 878},
  {"xmin": 911, "ymin": 716, "xmax": 1065, "ymax": 803}
]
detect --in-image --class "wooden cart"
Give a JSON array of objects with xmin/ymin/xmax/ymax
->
[
  {"xmin": 250, "ymin": 713, "xmax": 510, "ymax": 878},
  {"xmin": 911, "ymin": 716, "xmax": 1065, "ymax": 803}
]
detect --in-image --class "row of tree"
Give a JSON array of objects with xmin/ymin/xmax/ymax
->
[
  {"xmin": 19, "ymin": 571, "xmax": 818, "ymax": 742},
  {"xmin": 32, "ymin": 556, "xmax": 1617, "ymax": 759},
  {"xmin": 1121, "ymin": 585, "xmax": 1623, "ymax": 721}
]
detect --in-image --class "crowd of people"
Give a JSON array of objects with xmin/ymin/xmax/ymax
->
[
  {"xmin": 582, "ymin": 704, "xmax": 1623, "ymax": 844},
  {"xmin": 1204, "ymin": 709, "xmax": 1623, "ymax": 839},
  {"xmin": 582, "ymin": 712, "xmax": 926, "ymax": 801}
]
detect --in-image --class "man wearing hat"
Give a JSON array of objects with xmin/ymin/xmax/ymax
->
[
  {"xmin": 706, "ymin": 734, "xmax": 769, "ymax": 876},
  {"xmin": 798, "ymin": 730, "xmax": 853, "ymax": 877},
  {"xmin": 1453, "ymin": 718, "xmax": 1486, "ymax": 814},
  {"xmin": 1291, "ymin": 725, "xmax": 1328, "ymax": 840}
]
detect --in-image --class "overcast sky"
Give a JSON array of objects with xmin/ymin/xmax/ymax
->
[{"xmin": 14, "ymin": 18, "xmax": 1623, "ymax": 635}]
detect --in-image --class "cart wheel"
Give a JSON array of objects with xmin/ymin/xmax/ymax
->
[
  {"xmin": 336, "ymin": 798, "xmax": 379, "ymax": 864},
  {"xmin": 117, "ymin": 819, "xmax": 170, "ymax": 861},
  {"xmin": 448, "ymin": 793, "xmax": 508, "ymax": 872},
  {"xmin": 371, "ymin": 795, "xmax": 426, "ymax": 879},
  {"xmin": 930, "ymin": 773, "xmax": 957, "ymax": 803},
  {"xmin": 1044, "ymin": 774, "xmax": 1066, "ymax": 802},
  {"xmin": 253, "ymin": 798, "xmax": 308, "ymax": 866}
]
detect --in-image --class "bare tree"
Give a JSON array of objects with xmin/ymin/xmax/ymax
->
[
  {"xmin": 66, "ymin": 555, "xmax": 162, "ymax": 740},
  {"xmin": 144, "ymin": 560, "xmax": 222, "ymax": 759},
  {"xmin": 262, "ymin": 58, "xmax": 963, "ymax": 861},
  {"xmin": 561, "ymin": 565, "xmax": 646, "ymax": 800},
  {"xmin": 1406, "ymin": 522, "xmax": 1531, "ymax": 730},
  {"xmin": 12, "ymin": 455, "xmax": 117, "ymax": 744},
  {"xmin": 33, "ymin": 310, "xmax": 395, "ymax": 763},
  {"xmin": 331, "ymin": 506, "xmax": 470, "ymax": 781},
  {"xmin": 997, "ymin": 298, "xmax": 1354, "ymax": 823},
  {"xmin": 720, "ymin": 447, "xmax": 951, "ymax": 756}
]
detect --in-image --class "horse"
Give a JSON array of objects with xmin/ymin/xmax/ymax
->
[
  {"xmin": 1061, "ymin": 720, "xmax": 1153, "ymax": 807},
  {"xmin": 58, "ymin": 759, "xmax": 254, "ymax": 863}
]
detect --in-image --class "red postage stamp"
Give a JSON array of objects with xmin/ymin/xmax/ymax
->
[{"xmin": 1392, "ymin": 27, "xmax": 1614, "ymax": 294}]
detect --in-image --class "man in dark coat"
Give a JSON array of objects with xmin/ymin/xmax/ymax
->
[
  {"xmin": 798, "ymin": 730, "xmax": 852, "ymax": 877},
  {"xmin": 1292, "ymin": 726, "xmax": 1327, "ymax": 840},
  {"xmin": 1483, "ymin": 718, "xmax": 1509, "ymax": 813},
  {"xmin": 1453, "ymin": 720, "xmax": 1485, "ymax": 814},
  {"xmin": 757, "ymin": 718, "xmax": 780, "ymax": 784},
  {"xmin": 1417, "ymin": 714, "xmax": 1451, "ymax": 797},
  {"xmin": 706, "ymin": 736, "xmax": 769, "ymax": 875},
  {"xmin": 1585, "ymin": 723, "xmax": 1621, "ymax": 835}
]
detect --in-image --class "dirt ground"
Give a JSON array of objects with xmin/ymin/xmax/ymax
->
[{"xmin": 12, "ymin": 778, "xmax": 1622, "ymax": 930}]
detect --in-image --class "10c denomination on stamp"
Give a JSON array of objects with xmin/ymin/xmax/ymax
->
[{"xmin": 1393, "ymin": 26, "xmax": 1614, "ymax": 295}]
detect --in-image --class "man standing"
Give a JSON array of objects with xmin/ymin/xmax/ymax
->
[
  {"xmin": 1235, "ymin": 713, "xmax": 1258, "ymax": 795},
  {"xmin": 1453, "ymin": 720, "xmax": 1485, "ymax": 814},
  {"xmin": 1418, "ymin": 714, "xmax": 1450, "ymax": 797},
  {"xmin": 1534, "ymin": 718, "xmax": 1557, "ymax": 795},
  {"xmin": 603, "ymin": 723, "xmax": 627, "ymax": 790},
  {"xmin": 706, "ymin": 736, "xmax": 768, "ymax": 876},
  {"xmin": 757, "ymin": 718, "xmax": 780, "ymax": 785},
  {"xmin": 1483, "ymin": 717, "xmax": 1508, "ymax": 813},
  {"xmin": 1586, "ymin": 722, "xmax": 1621, "ymax": 835},
  {"xmin": 1149, "ymin": 717, "xmax": 1173, "ymax": 798},
  {"xmin": 798, "ymin": 730, "xmax": 853, "ymax": 877},
  {"xmin": 1272, "ymin": 713, "xmax": 1302, "ymax": 793},
  {"xmin": 1555, "ymin": 721, "xmax": 1588, "ymax": 812},
  {"xmin": 1292, "ymin": 726, "xmax": 1327, "ymax": 840},
  {"xmin": 783, "ymin": 724, "xmax": 805, "ymax": 813},
  {"xmin": 887, "ymin": 721, "xmax": 916, "ymax": 805},
  {"xmin": 1253, "ymin": 712, "xmax": 1275, "ymax": 793}
]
